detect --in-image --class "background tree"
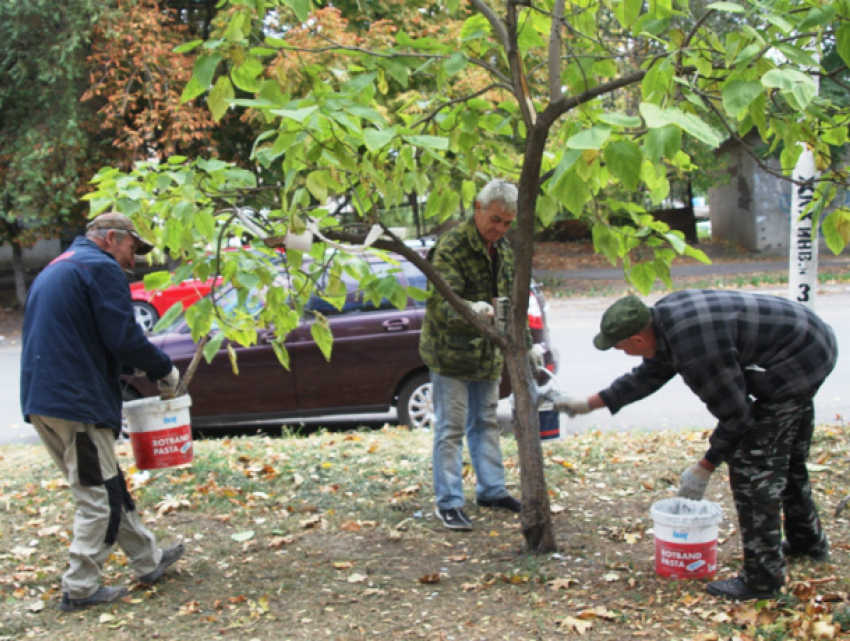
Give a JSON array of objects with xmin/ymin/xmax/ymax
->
[
  {"xmin": 0, "ymin": 0, "xmax": 101, "ymax": 304},
  {"xmin": 88, "ymin": 0, "xmax": 850, "ymax": 552}
]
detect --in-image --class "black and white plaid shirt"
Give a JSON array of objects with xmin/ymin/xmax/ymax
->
[{"xmin": 599, "ymin": 290, "xmax": 837, "ymax": 464}]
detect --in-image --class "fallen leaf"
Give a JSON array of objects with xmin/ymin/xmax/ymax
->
[
  {"xmin": 347, "ymin": 573, "xmax": 368, "ymax": 583},
  {"xmin": 559, "ymin": 616, "xmax": 593, "ymax": 634},
  {"xmin": 550, "ymin": 504, "xmax": 566, "ymax": 514},
  {"xmin": 547, "ymin": 577, "xmax": 577, "ymax": 590},
  {"xmin": 333, "ymin": 561, "xmax": 354, "ymax": 569},
  {"xmin": 813, "ymin": 620, "xmax": 836, "ymax": 638},
  {"xmin": 340, "ymin": 521, "xmax": 361, "ymax": 532},
  {"xmin": 447, "ymin": 555, "xmax": 467, "ymax": 563},
  {"xmin": 230, "ymin": 531, "xmax": 255, "ymax": 543},
  {"xmin": 28, "ymin": 601, "xmax": 45, "ymax": 613},
  {"xmin": 267, "ymin": 536, "xmax": 293, "ymax": 549},
  {"xmin": 99, "ymin": 613, "xmax": 117, "ymax": 624},
  {"xmin": 300, "ymin": 514, "xmax": 322, "ymax": 529},
  {"xmin": 602, "ymin": 572, "xmax": 620, "ymax": 582},
  {"xmin": 418, "ymin": 573, "xmax": 440, "ymax": 584}
]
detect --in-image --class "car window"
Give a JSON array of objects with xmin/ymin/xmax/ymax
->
[{"xmin": 307, "ymin": 261, "xmax": 405, "ymax": 316}]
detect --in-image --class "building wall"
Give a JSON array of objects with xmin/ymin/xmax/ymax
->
[
  {"xmin": 708, "ymin": 145, "xmax": 792, "ymax": 252},
  {"xmin": 0, "ymin": 238, "xmax": 62, "ymax": 270}
]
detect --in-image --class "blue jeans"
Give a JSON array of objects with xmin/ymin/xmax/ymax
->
[{"xmin": 431, "ymin": 371, "xmax": 509, "ymax": 509}]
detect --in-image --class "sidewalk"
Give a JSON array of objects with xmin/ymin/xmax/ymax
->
[{"xmin": 533, "ymin": 254, "xmax": 850, "ymax": 282}]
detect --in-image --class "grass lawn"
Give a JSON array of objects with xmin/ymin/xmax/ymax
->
[{"xmin": 2, "ymin": 422, "xmax": 849, "ymax": 640}]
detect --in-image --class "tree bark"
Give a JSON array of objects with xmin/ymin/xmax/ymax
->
[
  {"xmin": 509, "ymin": 124, "xmax": 557, "ymax": 552},
  {"xmin": 11, "ymin": 241, "xmax": 27, "ymax": 307}
]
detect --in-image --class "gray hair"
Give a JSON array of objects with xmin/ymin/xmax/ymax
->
[
  {"xmin": 86, "ymin": 228, "xmax": 129, "ymax": 243},
  {"xmin": 477, "ymin": 179, "xmax": 518, "ymax": 215}
]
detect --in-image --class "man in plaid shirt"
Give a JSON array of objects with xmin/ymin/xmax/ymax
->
[{"xmin": 555, "ymin": 290, "xmax": 837, "ymax": 601}]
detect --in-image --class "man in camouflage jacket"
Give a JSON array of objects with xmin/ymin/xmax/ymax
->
[
  {"xmin": 420, "ymin": 179, "xmax": 539, "ymax": 531},
  {"xmin": 556, "ymin": 290, "xmax": 837, "ymax": 600}
]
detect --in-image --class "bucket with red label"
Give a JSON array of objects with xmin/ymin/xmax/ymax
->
[
  {"xmin": 651, "ymin": 498, "xmax": 723, "ymax": 580},
  {"xmin": 123, "ymin": 395, "xmax": 193, "ymax": 470}
]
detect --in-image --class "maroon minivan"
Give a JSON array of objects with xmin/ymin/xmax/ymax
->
[{"xmin": 121, "ymin": 255, "xmax": 557, "ymax": 430}]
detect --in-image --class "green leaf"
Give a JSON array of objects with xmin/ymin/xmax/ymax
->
[
  {"xmin": 272, "ymin": 341, "xmax": 291, "ymax": 370},
  {"xmin": 837, "ymin": 23, "xmax": 850, "ymax": 69},
  {"xmin": 153, "ymin": 302, "xmax": 185, "ymax": 333},
  {"xmin": 603, "ymin": 140, "xmax": 642, "ymax": 190},
  {"xmin": 798, "ymin": 5, "xmax": 835, "ymax": 31},
  {"xmin": 663, "ymin": 231, "xmax": 686, "ymax": 253},
  {"xmin": 722, "ymin": 80, "xmax": 763, "ymax": 117},
  {"xmin": 231, "ymin": 59, "xmax": 264, "ymax": 93},
  {"xmin": 270, "ymin": 106, "xmax": 318, "ymax": 123},
  {"xmin": 556, "ymin": 171, "xmax": 591, "ymax": 216},
  {"xmin": 174, "ymin": 40, "xmax": 203, "ymax": 54},
  {"xmin": 193, "ymin": 53, "xmax": 222, "ymax": 90},
  {"xmin": 310, "ymin": 315, "xmax": 334, "ymax": 360},
  {"xmin": 363, "ymin": 127, "xmax": 397, "ymax": 151},
  {"xmin": 628, "ymin": 262, "xmax": 656, "ymax": 294},
  {"xmin": 284, "ymin": 0, "xmax": 310, "ymax": 22},
  {"xmin": 706, "ymin": 1, "xmax": 745, "ymax": 13},
  {"xmin": 443, "ymin": 52, "xmax": 467, "ymax": 76},
  {"xmin": 598, "ymin": 113, "xmax": 642, "ymax": 128},
  {"xmin": 643, "ymin": 125, "xmax": 681, "ymax": 164},
  {"xmin": 566, "ymin": 125, "xmax": 612, "ymax": 150},
  {"xmin": 231, "ymin": 531, "xmax": 255, "ymax": 543},
  {"xmin": 822, "ymin": 209, "xmax": 850, "ymax": 255},
  {"xmin": 180, "ymin": 77, "xmax": 206, "ymax": 103},
  {"xmin": 143, "ymin": 271, "xmax": 172, "ymax": 290},
  {"xmin": 402, "ymin": 135, "xmax": 449, "ymax": 150},
  {"xmin": 203, "ymin": 332, "xmax": 225, "ymax": 363},
  {"xmin": 209, "ymin": 76, "xmax": 235, "ymax": 121},
  {"xmin": 305, "ymin": 171, "xmax": 328, "ymax": 203}
]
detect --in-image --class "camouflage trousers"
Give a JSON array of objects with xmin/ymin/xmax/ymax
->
[{"xmin": 727, "ymin": 396, "xmax": 827, "ymax": 590}]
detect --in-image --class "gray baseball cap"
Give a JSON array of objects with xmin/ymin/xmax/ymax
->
[{"xmin": 87, "ymin": 212, "xmax": 154, "ymax": 255}]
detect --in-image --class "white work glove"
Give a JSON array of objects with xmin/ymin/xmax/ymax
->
[
  {"xmin": 677, "ymin": 463, "xmax": 713, "ymax": 500},
  {"xmin": 157, "ymin": 366, "xmax": 181, "ymax": 398},
  {"xmin": 552, "ymin": 395, "xmax": 591, "ymax": 417},
  {"xmin": 527, "ymin": 349, "xmax": 545, "ymax": 373},
  {"xmin": 467, "ymin": 300, "xmax": 494, "ymax": 320}
]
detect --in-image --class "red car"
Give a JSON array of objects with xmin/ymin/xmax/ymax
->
[
  {"xmin": 122, "ymin": 254, "xmax": 558, "ymax": 430},
  {"xmin": 130, "ymin": 277, "xmax": 219, "ymax": 332}
]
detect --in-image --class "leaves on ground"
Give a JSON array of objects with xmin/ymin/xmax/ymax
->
[{"xmin": 1, "ymin": 420, "xmax": 849, "ymax": 639}]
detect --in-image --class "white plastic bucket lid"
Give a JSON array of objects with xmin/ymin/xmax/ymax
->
[
  {"xmin": 651, "ymin": 498, "xmax": 723, "ymax": 529},
  {"xmin": 123, "ymin": 394, "xmax": 192, "ymax": 416}
]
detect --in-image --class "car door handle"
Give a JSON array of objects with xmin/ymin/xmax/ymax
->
[{"xmin": 383, "ymin": 318, "xmax": 409, "ymax": 332}]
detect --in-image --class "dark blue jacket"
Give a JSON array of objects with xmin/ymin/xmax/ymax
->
[{"xmin": 21, "ymin": 237, "xmax": 173, "ymax": 435}]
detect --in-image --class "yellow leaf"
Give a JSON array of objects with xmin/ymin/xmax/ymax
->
[{"xmin": 560, "ymin": 616, "xmax": 593, "ymax": 634}]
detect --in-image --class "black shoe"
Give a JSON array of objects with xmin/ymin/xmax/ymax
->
[
  {"xmin": 59, "ymin": 586, "xmax": 129, "ymax": 612},
  {"xmin": 137, "ymin": 543, "xmax": 186, "ymax": 584},
  {"xmin": 781, "ymin": 539, "xmax": 830, "ymax": 562},
  {"xmin": 476, "ymin": 495, "xmax": 521, "ymax": 513},
  {"xmin": 435, "ymin": 507, "xmax": 473, "ymax": 531},
  {"xmin": 705, "ymin": 577, "xmax": 781, "ymax": 601}
]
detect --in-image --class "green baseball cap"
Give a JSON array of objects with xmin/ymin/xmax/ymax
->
[{"xmin": 593, "ymin": 295, "xmax": 651, "ymax": 350}]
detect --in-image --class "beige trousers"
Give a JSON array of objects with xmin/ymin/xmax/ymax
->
[{"xmin": 31, "ymin": 415, "xmax": 162, "ymax": 599}]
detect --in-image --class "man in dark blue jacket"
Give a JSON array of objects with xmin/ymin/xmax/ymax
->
[{"xmin": 21, "ymin": 212, "xmax": 185, "ymax": 612}]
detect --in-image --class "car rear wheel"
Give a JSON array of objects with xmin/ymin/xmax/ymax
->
[
  {"xmin": 133, "ymin": 301, "xmax": 159, "ymax": 332},
  {"xmin": 397, "ymin": 372, "xmax": 433, "ymax": 430}
]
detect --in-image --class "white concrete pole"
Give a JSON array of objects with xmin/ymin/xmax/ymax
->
[{"xmin": 789, "ymin": 151, "xmax": 818, "ymax": 309}]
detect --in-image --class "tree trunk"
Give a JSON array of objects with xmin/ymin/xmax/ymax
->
[
  {"xmin": 510, "ymin": 125, "xmax": 557, "ymax": 552},
  {"xmin": 11, "ymin": 242, "xmax": 27, "ymax": 307}
]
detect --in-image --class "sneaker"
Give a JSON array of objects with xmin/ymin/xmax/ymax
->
[
  {"xmin": 781, "ymin": 539, "xmax": 830, "ymax": 562},
  {"xmin": 705, "ymin": 577, "xmax": 781, "ymax": 601},
  {"xmin": 435, "ymin": 507, "xmax": 473, "ymax": 531},
  {"xmin": 476, "ymin": 495, "xmax": 521, "ymax": 513},
  {"xmin": 59, "ymin": 586, "xmax": 129, "ymax": 612},
  {"xmin": 137, "ymin": 543, "xmax": 186, "ymax": 584}
]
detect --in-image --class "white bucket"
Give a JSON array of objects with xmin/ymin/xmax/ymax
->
[
  {"xmin": 123, "ymin": 395, "xmax": 193, "ymax": 470},
  {"xmin": 651, "ymin": 498, "xmax": 723, "ymax": 580}
]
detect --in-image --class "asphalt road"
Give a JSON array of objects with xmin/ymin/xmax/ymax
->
[
  {"xmin": 545, "ymin": 285, "xmax": 850, "ymax": 435},
  {"xmin": 1, "ymin": 284, "xmax": 849, "ymax": 445}
]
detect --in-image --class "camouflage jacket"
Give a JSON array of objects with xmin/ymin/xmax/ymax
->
[{"xmin": 419, "ymin": 217, "xmax": 524, "ymax": 380}]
